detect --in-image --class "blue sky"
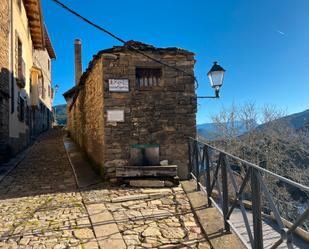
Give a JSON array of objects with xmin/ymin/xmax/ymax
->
[{"xmin": 43, "ymin": 0, "xmax": 309, "ymax": 124}]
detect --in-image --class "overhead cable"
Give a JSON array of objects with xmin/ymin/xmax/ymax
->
[{"xmin": 51, "ymin": 0, "xmax": 199, "ymax": 88}]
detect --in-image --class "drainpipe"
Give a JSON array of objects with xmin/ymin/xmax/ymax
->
[{"xmin": 9, "ymin": 0, "xmax": 14, "ymax": 114}]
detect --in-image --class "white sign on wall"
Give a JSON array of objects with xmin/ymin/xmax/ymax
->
[
  {"xmin": 108, "ymin": 79, "xmax": 129, "ymax": 92},
  {"xmin": 107, "ymin": 109, "xmax": 125, "ymax": 122}
]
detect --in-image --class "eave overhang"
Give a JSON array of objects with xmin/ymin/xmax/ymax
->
[
  {"xmin": 44, "ymin": 26, "xmax": 56, "ymax": 59},
  {"xmin": 23, "ymin": 0, "xmax": 45, "ymax": 49}
]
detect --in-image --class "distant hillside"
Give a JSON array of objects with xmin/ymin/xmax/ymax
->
[
  {"xmin": 197, "ymin": 120, "xmax": 258, "ymax": 140},
  {"xmin": 53, "ymin": 104, "xmax": 67, "ymax": 125},
  {"xmin": 198, "ymin": 109, "xmax": 309, "ymax": 140},
  {"xmin": 258, "ymin": 109, "xmax": 309, "ymax": 131},
  {"xmin": 278, "ymin": 109, "xmax": 309, "ymax": 129}
]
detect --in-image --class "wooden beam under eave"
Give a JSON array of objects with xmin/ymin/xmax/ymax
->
[
  {"xmin": 24, "ymin": 0, "xmax": 44, "ymax": 49},
  {"xmin": 25, "ymin": 0, "xmax": 39, "ymax": 5},
  {"xmin": 28, "ymin": 14, "xmax": 41, "ymax": 21},
  {"xmin": 29, "ymin": 22, "xmax": 41, "ymax": 28}
]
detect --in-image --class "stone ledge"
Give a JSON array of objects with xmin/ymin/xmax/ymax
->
[
  {"xmin": 116, "ymin": 165, "xmax": 178, "ymax": 178},
  {"xmin": 181, "ymin": 180, "xmax": 246, "ymax": 249}
]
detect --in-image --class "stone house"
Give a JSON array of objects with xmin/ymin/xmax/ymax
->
[
  {"xmin": 64, "ymin": 40, "xmax": 196, "ymax": 179},
  {"xmin": 0, "ymin": 0, "xmax": 56, "ymax": 161}
]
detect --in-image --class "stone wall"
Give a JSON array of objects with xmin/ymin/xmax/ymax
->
[
  {"xmin": 69, "ymin": 57, "xmax": 105, "ymax": 168},
  {"xmin": 0, "ymin": 0, "xmax": 10, "ymax": 160},
  {"xmin": 31, "ymin": 103, "xmax": 53, "ymax": 137},
  {"xmin": 68, "ymin": 43, "xmax": 197, "ymax": 180},
  {"xmin": 102, "ymin": 51, "xmax": 196, "ymax": 179}
]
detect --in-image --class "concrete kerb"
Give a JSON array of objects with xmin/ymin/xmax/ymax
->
[{"xmin": 181, "ymin": 180, "xmax": 246, "ymax": 249}]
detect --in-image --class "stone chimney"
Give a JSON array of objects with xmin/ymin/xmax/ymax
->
[{"xmin": 74, "ymin": 39, "xmax": 82, "ymax": 85}]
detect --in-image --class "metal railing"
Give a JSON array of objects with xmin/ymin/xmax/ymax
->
[{"xmin": 188, "ymin": 137, "xmax": 309, "ymax": 249}]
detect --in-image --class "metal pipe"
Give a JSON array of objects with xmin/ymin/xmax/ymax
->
[
  {"xmin": 221, "ymin": 154, "xmax": 230, "ymax": 232},
  {"xmin": 251, "ymin": 169, "xmax": 263, "ymax": 249},
  {"xmin": 195, "ymin": 141, "xmax": 200, "ymax": 191},
  {"xmin": 205, "ymin": 146, "xmax": 212, "ymax": 207},
  {"xmin": 187, "ymin": 139, "xmax": 192, "ymax": 179}
]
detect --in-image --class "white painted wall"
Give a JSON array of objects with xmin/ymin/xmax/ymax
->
[
  {"xmin": 33, "ymin": 49, "xmax": 53, "ymax": 111},
  {"xmin": 9, "ymin": 0, "xmax": 33, "ymax": 138}
]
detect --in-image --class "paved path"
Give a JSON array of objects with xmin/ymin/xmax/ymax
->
[
  {"xmin": 230, "ymin": 208, "xmax": 308, "ymax": 249},
  {"xmin": 0, "ymin": 130, "xmax": 209, "ymax": 249}
]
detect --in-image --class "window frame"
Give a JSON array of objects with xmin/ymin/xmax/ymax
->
[{"xmin": 135, "ymin": 67, "xmax": 162, "ymax": 90}]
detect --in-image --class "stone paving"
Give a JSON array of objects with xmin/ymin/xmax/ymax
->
[
  {"xmin": 0, "ymin": 130, "xmax": 209, "ymax": 248},
  {"xmin": 82, "ymin": 186, "xmax": 209, "ymax": 248}
]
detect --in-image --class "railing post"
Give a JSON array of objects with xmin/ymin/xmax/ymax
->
[
  {"xmin": 251, "ymin": 168, "xmax": 263, "ymax": 249},
  {"xmin": 187, "ymin": 138, "xmax": 192, "ymax": 179},
  {"xmin": 195, "ymin": 140, "xmax": 200, "ymax": 191},
  {"xmin": 205, "ymin": 145, "xmax": 212, "ymax": 207},
  {"xmin": 221, "ymin": 154, "xmax": 230, "ymax": 232}
]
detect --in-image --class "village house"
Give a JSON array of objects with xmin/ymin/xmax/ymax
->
[
  {"xmin": 0, "ymin": 0, "xmax": 56, "ymax": 162},
  {"xmin": 64, "ymin": 40, "xmax": 197, "ymax": 180}
]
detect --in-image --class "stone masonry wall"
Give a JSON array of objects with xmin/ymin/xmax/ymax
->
[
  {"xmin": 102, "ymin": 51, "xmax": 197, "ymax": 179},
  {"xmin": 0, "ymin": 0, "xmax": 10, "ymax": 147},
  {"xmin": 67, "ymin": 45, "xmax": 197, "ymax": 180},
  {"xmin": 69, "ymin": 57, "xmax": 105, "ymax": 168}
]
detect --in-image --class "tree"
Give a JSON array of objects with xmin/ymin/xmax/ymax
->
[{"xmin": 204, "ymin": 102, "xmax": 309, "ymax": 227}]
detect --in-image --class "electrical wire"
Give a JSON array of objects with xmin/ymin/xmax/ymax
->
[{"xmin": 50, "ymin": 0, "xmax": 199, "ymax": 88}]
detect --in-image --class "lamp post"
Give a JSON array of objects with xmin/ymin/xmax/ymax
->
[{"xmin": 197, "ymin": 61, "xmax": 225, "ymax": 98}]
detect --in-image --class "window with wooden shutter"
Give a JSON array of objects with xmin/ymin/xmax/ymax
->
[
  {"xmin": 136, "ymin": 68, "xmax": 162, "ymax": 89},
  {"xmin": 17, "ymin": 38, "xmax": 25, "ymax": 88},
  {"xmin": 41, "ymin": 77, "xmax": 45, "ymax": 99},
  {"xmin": 17, "ymin": 94, "xmax": 25, "ymax": 122}
]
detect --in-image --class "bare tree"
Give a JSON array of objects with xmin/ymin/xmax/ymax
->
[{"xmin": 207, "ymin": 102, "xmax": 309, "ymax": 225}]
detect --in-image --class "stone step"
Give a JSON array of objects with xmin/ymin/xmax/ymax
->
[
  {"xmin": 111, "ymin": 191, "xmax": 173, "ymax": 203},
  {"xmin": 116, "ymin": 165, "xmax": 177, "ymax": 178},
  {"xmin": 129, "ymin": 179, "xmax": 176, "ymax": 187}
]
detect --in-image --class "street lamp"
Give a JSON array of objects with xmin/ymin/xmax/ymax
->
[
  {"xmin": 54, "ymin": 84, "xmax": 59, "ymax": 94},
  {"xmin": 197, "ymin": 61, "xmax": 225, "ymax": 98}
]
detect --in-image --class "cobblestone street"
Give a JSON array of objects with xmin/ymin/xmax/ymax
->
[{"xmin": 0, "ymin": 131, "xmax": 209, "ymax": 248}]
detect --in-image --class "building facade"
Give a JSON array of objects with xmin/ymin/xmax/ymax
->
[
  {"xmin": 0, "ymin": 0, "xmax": 56, "ymax": 162},
  {"xmin": 0, "ymin": 0, "xmax": 10, "ymax": 160},
  {"xmin": 64, "ymin": 40, "xmax": 196, "ymax": 179}
]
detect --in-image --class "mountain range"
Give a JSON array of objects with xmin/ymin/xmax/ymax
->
[
  {"xmin": 53, "ymin": 104, "xmax": 67, "ymax": 126},
  {"xmin": 197, "ymin": 109, "xmax": 309, "ymax": 140}
]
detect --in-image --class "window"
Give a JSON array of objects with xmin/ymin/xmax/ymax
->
[
  {"xmin": 136, "ymin": 68, "xmax": 162, "ymax": 89},
  {"xmin": 17, "ymin": 37, "xmax": 25, "ymax": 88},
  {"xmin": 25, "ymin": 105, "xmax": 30, "ymax": 126},
  {"xmin": 48, "ymin": 59, "xmax": 51, "ymax": 71},
  {"xmin": 17, "ymin": 94, "xmax": 25, "ymax": 122},
  {"xmin": 41, "ymin": 77, "xmax": 45, "ymax": 99},
  {"xmin": 48, "ymin": 85, "xmax": 51, "ymax": 97}
]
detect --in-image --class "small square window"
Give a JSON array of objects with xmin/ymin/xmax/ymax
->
[{"xmin": 136, "ymin": 68, "xmax": 161, "ymax": 89}]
